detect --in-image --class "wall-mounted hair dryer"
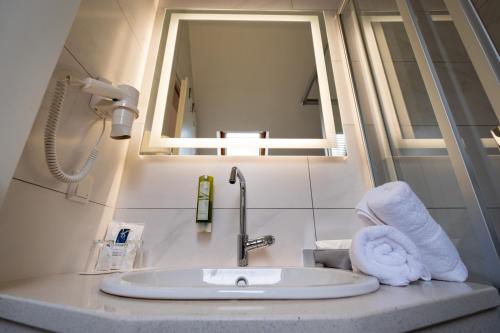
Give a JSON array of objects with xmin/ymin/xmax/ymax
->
[
  {"xmin": 81, "ymin": 77, "xmax": 139, "ymax": 139},
  {"xmin": 44, "ymin": 75, "xmax": 140, "ymax": 183}
]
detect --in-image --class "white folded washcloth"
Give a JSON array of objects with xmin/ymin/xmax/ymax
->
[
  {"xmin": 356, "ymin": 181, "xmax": 468, "ymax": 282},
  {"xmin": 350, "ymin": 225, "xmax": 431, "ymax": 286},
  {"xmin": 315, "ymin": 239, "xmax": 352, "ymax": 250}
]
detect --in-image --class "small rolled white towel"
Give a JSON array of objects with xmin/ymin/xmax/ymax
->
[
  {"xmin": 350, "ymin": 225, "xmax": 431, "ymax": 286},
  {"xmin": 356, "ymin": 181, "xmax": 468, "ymax": 282}
]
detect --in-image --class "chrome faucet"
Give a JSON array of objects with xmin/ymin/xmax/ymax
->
[{"xmin": 229, "ymin": 166, "xmax": 275, "ymax": 267}]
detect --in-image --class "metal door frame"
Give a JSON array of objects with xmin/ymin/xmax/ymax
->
[{"xmin": 394, "ymin": 0, "xmax": 500, "ymax": 287}]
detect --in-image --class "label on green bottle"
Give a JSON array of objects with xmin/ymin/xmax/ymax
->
[
  {"xmin": 196, "ymin": 175, "xmax": 213, "ymax": 224},
  {"xmin": 197, "ymin": 180, "xmax": 210, "ymax": 221}
]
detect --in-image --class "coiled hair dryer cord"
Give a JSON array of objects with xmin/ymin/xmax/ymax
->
[{"xmin": 44, "ymin": 77, "xmax": 105, "ymax": 183}]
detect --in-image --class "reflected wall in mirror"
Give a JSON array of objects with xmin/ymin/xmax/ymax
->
[{"xmin": 142, "ymin": 12, "xmax": 345, "ymax": 156}]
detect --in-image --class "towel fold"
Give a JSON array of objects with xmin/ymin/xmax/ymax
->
[
  {"xmin": 356, "ymin": 181, "xmax": 468, "ymax": 282},
  {"xmin": 356, "ymin": 195, "xmax": 385, "ymax": 226},
  {"xmin": 350, "ymin": 225, "xmax": 431, "ymax": 286}
]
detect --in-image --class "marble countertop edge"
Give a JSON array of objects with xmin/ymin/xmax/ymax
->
[{"xmin": 0, "ymin": 274, "xmax": 498, "ymax": 333}]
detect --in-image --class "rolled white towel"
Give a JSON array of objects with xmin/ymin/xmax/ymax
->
[
  {"xmin": 356, "ymin": 181, "xmax": 468, "ymax": 282},
  {"xmin": 350, "ymin": 225, "xmax": 431, "ymax": 286},
  {"xmin": 356, "ymin": 195, "xmax": 384, "ymax": 226}
]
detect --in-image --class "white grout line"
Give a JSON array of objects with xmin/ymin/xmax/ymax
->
[{"xmin": 12, "ymin": 178, "xmax": 114, "ymax": 208}]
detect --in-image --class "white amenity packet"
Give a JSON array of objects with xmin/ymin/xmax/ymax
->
[{"xmin": 95, "ymin": 221, "xmax": 144, "ymax": 271}]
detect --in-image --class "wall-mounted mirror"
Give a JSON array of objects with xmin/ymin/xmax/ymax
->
[{"xmin": 141, "ymin": 11, "xmax": 346, "ymax": 156}]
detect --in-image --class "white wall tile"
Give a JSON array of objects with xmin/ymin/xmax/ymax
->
[
  {"xmin": 114, "ymin": 208, "xmax": 238, "ymax": 268},
  {"xmin": 309, "ymin": 125, "xmax": 371, "ymax": 208},
  {"xmin": 356, "ymin": 0, "xmax": 446, "ymax": 13},
  {"xmin": 13, "ymin": 0, "xmax": 159, "ymax": 207},
  {"xmin": 292, "ymin": 0, "xmax": 340, "ymax": 10},
  {"xmin": 1, "ymin": 0, "xmax": 159, "ymax": 283},
  {"xmin": 314, "ymin": 209, "xmax": 364, "ymax": 240},
  {"xmin": 114, "ymin": 208, "xmax": 314, "ymax": 268},
  {"xmin": 117, "ymin": 125, "xmax": 313, "ymax": 209},
  {"xmin": 117, "ymin": 0, "xmax": 158, "ymax": 47},
  {"xmin": 159, "ymin": 0, "xmax": 293, "ymax": 10},
  {"xmin": 0, "ymin": 180, "xmax": 113, "ymax": 282},
  {"xmin": 246, "ymin": 209, "xmax": 316, "ymax": 266},
  {"xmin": 13, "ymin": 49, "xmax": 129, "ymax": 207},
  {"xmin": 0, "ymin": 0, "xmax": 80, "ymax": 207},
  {"xmin": 355, "ymin": 0, "xmax": 398, "ymax": 13},
  {"xmin": 65, "ymin": 0, "xmax": 144, "ymax": 87}
]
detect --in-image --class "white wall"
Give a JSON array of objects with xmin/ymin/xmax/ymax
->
[
  {"xmin": 0, "ymin": 0, "xmax": 80, "ymax": 207},
  {"xmin": 188, "ymin": 21, "xmax": 324, "ymax": 140},
  {"xmin": 114, "ymin": 2, "xmax": 373, "ymax": 268},
  {"xmin": 159, "ymin": 0, "xmax": 341, "ymax": 10},
  {"xmin": 0, "ymin": 0, "xmax": 158, "ymax": 282}
]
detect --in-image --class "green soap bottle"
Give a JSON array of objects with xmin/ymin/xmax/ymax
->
[{"xmin": 196, "ymin": 175, "xmax": 214, "ymax": 232}]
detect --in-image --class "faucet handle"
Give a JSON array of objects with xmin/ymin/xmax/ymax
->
[
  {"xmin": 245, "ymin": 235, "xmax": 275, "ymax": 251},
  {"xmin": 229, "ymin": 166, "xmax": 238, "ymax": 184},
  {"xmin": 263, "ymin": 235, "xmax": 275, "ymax": 245}
]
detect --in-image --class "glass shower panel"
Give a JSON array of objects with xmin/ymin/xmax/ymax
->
[
  {"xmin": 411, "ymin": 0, "xmax": 500, "ymax": 250},
  {"xmin": 345, "ymin": 0, "xmax": 494, "ymax": 283},
  {"xmin": 358, "ymin": 2, "xmax": 466, "ymax": 211},
  {"xmin": 375, "ymin": 21, "xmax": 441, "ymax": 140},
  {"xmin": 470, "ymin": 0, "xmax": 500, "ymax": 54},
  {"xmin": 363, "ymin": 17, "xmax": 448, "ymax": 156},
  {"xmin": 340, "ymin": 0, "xmax": 399, "ymax": 185}
]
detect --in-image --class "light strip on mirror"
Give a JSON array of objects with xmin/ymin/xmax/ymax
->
[
  {"xmin": 149, "ymin": 12, "xmax": 337, "ymax": 150},
  {"xmin": 150, "ymin": 137, "xmax": 336, "ymax": 149}
]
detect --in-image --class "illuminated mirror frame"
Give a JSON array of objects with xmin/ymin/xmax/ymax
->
[{"xmin": 146, "ymin": 12, "xmax": 338, "ymax": 151}]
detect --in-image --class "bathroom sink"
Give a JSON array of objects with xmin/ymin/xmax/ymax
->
[{"xmin": 100, "ymin": 267, "xmax": 379, "ymax": 299}]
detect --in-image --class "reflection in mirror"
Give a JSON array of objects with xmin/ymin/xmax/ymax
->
[{"xmin": 142, "ymin": 12, "xmax": 344, "ymax": 156}]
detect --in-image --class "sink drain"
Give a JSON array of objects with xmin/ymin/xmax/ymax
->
[{"xmin": 235, "ymin": 277, "xmax": 248, "ymax": 287}]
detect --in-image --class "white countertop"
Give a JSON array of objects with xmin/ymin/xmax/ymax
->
[{"xmin": 0, "ymin": 273, "xmax": 498, "ymax": 333}]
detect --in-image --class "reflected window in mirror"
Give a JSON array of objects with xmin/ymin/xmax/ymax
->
[{"xmin": 218, "ymin": 131, "xmax": 268, "ymax": 156}]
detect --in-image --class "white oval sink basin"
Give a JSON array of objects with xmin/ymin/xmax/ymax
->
[{"xmin": 100, "ymin": 267, "xmax": 379, "ymax": 299}]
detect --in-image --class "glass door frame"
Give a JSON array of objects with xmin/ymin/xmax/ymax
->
[
  {"xmin": 361, "ymin": 14, "xmax": 497, "ymax": 152},
  {"xmin": 394, "ymin": 0, "xmax": 500, "ymax": 287},
  {"xmin": 340, "ymin": 0, "xmax": 500, "ymax": 287}
]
